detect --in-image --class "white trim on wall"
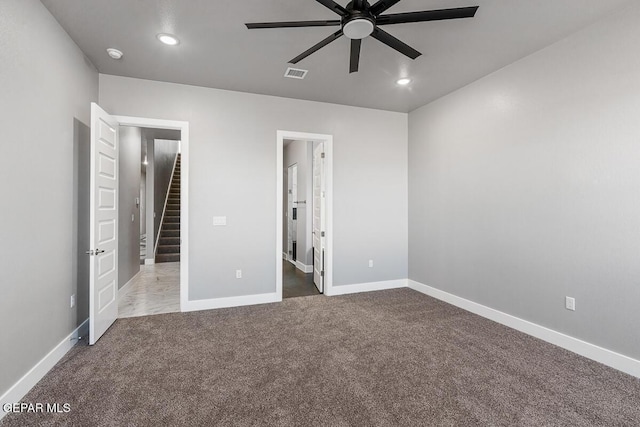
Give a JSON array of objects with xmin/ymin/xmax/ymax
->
[
  {"xmin": 407, "ymin": 280, "xmax": 640, "ymax": 379},
  {"xmin": 114, "ymin": 116, "xmax": 189, "ymax": 312},
  {"xmin": 181, "ymin": 292, "xmax": 280, "ymax": 312},
  {"xmin": 0, "ymin": 319, "xmax": 89, "ymax": 420},
  {"xmin": 277, "ymin": 130, "xmax": 334, "ymax": 297},
  {"xmin": 326, "ymin": 279, "xmax": 408, "ymax": 296},
  {"xmin": 295, "ymin": 261, "xmax": 313, "ymax": 274}
]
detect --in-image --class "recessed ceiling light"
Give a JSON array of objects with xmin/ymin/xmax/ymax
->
[
  {"xmin": 157, "ymin": 33, "xmax": 180, "ymax": 46},
  {"xmin": 396, "ymin": 78, "xmax": 411, "ymax": 86},
  {"xmin": 106, "ymin": 48, "xmax": 123, "ymax": 60}
]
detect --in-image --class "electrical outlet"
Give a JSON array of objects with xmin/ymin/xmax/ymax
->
[
  {"xmin": 565, "ymin": 296, "xmax": 575, "ymax": 311},
  {"xmin": 70, "ymin": 294, "xmax": 76, "ymax": 308},
  {"xmin": 236, "ymin": 270, "xmax": 242, "ymax": 279},
  {"xmin": 368, "ymin": 259, "xmax": 373, "ymax": 268}
]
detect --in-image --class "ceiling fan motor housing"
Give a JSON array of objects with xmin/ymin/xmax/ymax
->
[
  {"xmin": 342, "ymin": 3, "xmax": 376, "ymax": 40},
  {"xmin": 343, "ymin": 15, "xmax": 375, "ymax": 39}
]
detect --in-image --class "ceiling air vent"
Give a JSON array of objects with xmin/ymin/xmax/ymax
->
[{"xmin": 284, "ymin": 67, "xmax": 308, "ymax": 80}]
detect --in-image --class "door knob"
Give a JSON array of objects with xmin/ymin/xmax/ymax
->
[{"xmin": 85, "ymin": 249, "xmax": 105, "ymax": 256}]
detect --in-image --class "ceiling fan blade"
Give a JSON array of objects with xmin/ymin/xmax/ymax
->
[
  {"xmin": 246, "ymin": 20, "xmax": 340, "ymax": 29},
  {"xmin": 290, "ymin": 29, "xmax": 344, "ymax": 64},
  {"xmin": 370, "ymin": 0, "xmax": 402, "ymax": 16},
  {"xmin": 376, "ymin": 6, "xmax": 479, "ymax": 25},
  {"xmin": 349, "ymin": 39, "xmax": 362, "ymax": 73},
  {"xmin": 315, "ymin": 0, "xmax": 348, "ymax": 16},
  {"xmin": 371, "ymin": 27, "xmax": 421, "ymax": 59}
]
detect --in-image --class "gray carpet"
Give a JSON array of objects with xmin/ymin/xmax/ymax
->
[{"xmin": 2, "ymin": 288, "xmax": 639, "ymax": 426}]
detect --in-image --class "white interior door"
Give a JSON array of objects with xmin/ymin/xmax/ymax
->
[
  {"xmin": 312, "ymin": 143, "xmax": 325, "ymax": 293},
  {"xmin": 89, "ymin": 103, "xmax": 119, "ymax": 345},
  {"xmin": 287, "ymin": 164, "xmax": 298, "ymax": 263}
]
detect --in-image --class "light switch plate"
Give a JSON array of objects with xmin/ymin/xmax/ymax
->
[
  {"xmin": 213, "ymin": 216, "xmax": 227, "ymax": 226},
  {"xmin": 565, "ymin": 296, "xmax": 575, "ymax": 311}
]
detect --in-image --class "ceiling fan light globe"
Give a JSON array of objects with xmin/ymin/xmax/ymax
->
[{"xmin": 343, "ymin": 19, "xmax": 374, "ymax": 40}]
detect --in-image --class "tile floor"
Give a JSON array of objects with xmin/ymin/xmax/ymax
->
[
  {"xmin": 119, "ymin": 261, "xmax": 318, "ymax": 318},
  {"xmin": 283, "ymin": 260, "xmax": 320, "ymax": 298},
  {"xmin": 118, "ymin": 262, "xmax": 180, "ymax": 318}
]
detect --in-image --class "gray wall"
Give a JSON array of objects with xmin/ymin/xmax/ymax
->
[
  {"xmin": 140, "ymin": 138, "xmax": 147, "ymax": 237},
  {"xmin": 99, "ymin": 74, "xmax": 408, "ymax": 300},
  {"xmin": 153, "ymin": 138, "xmax": 179, "ymax": 246},
  {"xmin": 0, "ymin": 0, "xmax": 98, "ymax": 397},
  {"xmin": 408, "ymin": 2, "xmax": 640, "ymax": 360},
  {"xmin": 144, "ymin": 137, "xmax": 155, "ymax": 261},
  {"xmin": 283, "ymin": 140, "xmax": 313, "ymax": 267},
  {"xmin": 118, "ymin": 126, "xmax": 142, "ymax": 288},
  {"xmin": 73, "ymin": 119, "xmax": 91, "ymax": 330},
  {"xmin": 140, "ymin": 169, "xmax": 147, "ymax": 237}
]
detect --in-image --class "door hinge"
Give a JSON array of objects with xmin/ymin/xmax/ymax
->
[
  {"xmin": 321, "ymin": 152, "xmax": 325, "ymax": 159},
  {"xmin": 320, "ymin": 270, "xmax": 324, "ymax": 277},
  {"xmin": 321, "ymin": 231, "xmax": 325, "ymax": 237}
]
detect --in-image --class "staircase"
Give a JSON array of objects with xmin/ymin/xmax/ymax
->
[{"xmin": 156, "ymin": 154, "xmax": 181, "ymax": 263}]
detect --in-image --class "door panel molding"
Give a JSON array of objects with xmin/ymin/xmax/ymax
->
[{"xmin": 89, "ymin": 103, "xmax": 119, "ymax": 345}]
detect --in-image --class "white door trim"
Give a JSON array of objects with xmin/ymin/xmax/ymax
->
[
  {"xmin": 277, "ymin": 131, "xmax": 333, "ymax": 297},
  {"xmin": 114, "ymin": 115, "xmax": 189, "ymax": 313}
]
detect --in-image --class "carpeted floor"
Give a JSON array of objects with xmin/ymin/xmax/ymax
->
[{"xmin": 2, "ymin": 288, "xmax": 639, "ymax": 426}]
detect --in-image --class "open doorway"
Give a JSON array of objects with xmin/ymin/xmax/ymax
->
[
  {"xmin": 117, "ymin": 127, "xmax": 182, "ymax": 318},
  {"xmin": 283, "ymin": 142, "xmax": 316, "ymax": 298},
  {"xmin": 277, "ymin": 131, "xmax": 333, "ymax": 299}
]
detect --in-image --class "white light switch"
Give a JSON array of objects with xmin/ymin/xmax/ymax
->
[
  {"xmin": 565, "ymin": 296, "xmax": 576, "ymax": 311},
  {"xmin": 213, "ymin": 216, "xmax": 227, "ymax": 226}
]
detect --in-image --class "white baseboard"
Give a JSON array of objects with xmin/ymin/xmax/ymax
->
[
  {"xmin": 182, "ymin": 292, "xmax": 281, "ymax": 312},
  {"xmin": 407, "ymin": 280, "xmax": 640, "ymax": 378},
  {"xmin": 326, "ymin": 279, "xmax": 407, "ymax": 296},
  {"xmin": 144, "ymin": 258, "xmax": 155, "ymax": 265},
  {"xmin": 295, "ymin": 261, "xmax": 313, "ymax": 274},
  {"xmin": 0, "ymin": 319, "xmax": 89, "ymax": 420},
  {"xmin": 118, "ymin": 270, "xmax": 141, "ymax": 300},
  {"xmin": 282, "ymin": 252, "xmax": 288, "ymax": 260}
]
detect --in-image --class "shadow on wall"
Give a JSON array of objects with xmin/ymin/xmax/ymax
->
[{"xmin": 72, "ymin": 118, "xmax": 90, "ymax": 328}]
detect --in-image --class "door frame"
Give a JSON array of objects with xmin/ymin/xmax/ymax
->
[
  {"xmin": 114, "ymin": 115, "xmax": 190, "ymax": 312},
  {"xmin": 276, "ymin": 130, "xmax": 333, "ymax": 297}
]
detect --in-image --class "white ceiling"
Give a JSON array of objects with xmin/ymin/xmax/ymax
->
[{"xmin": 41, "ymin": 0, "xmax": 631, "ymax": 112}]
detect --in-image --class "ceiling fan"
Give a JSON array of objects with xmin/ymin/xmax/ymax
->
[{"xmin": 245, "ymin": 0, "xmax": 479, "ymax": 73}]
